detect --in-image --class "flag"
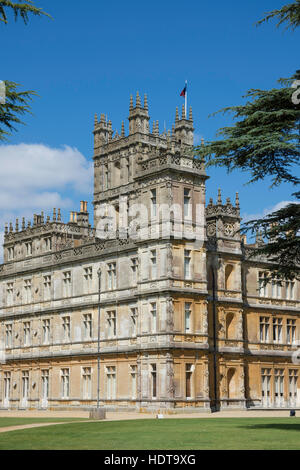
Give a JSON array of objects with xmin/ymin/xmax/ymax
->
[{"xmin": 180, "ymin": 83, "xmax": 187, "ymax": 97}]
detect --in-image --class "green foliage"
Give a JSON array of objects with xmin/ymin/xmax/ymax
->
[
  {"xmin": 195, "ymin": 73, "xmax": 300, "ymax": 279},
  {"xmin": 196, "ymin": 75, "xmax": 300, "ymax": 187},
  {"xmin": 243, "ymin": 192, "xmax": 300, "ymax": 280},
  {"xmin": 0, "ymin": 81, "xmax": 36, "ymax": 141},
  {"xmin": 0, "ymin": 0, "xmax": 50, "ymax": 24},
  {"xmin": 0, "ymin": 1, "xmax": 50, "ymax": 139},
  {"xmin": 257, "ymin": 0, "xmax": 300, "ymax": 31}
]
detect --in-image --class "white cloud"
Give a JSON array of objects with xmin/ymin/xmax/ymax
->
[
  {"xmin": 242, "ymin": 200, "xmax": 298, "ymax": 223},
  {"xmin": 0, "ymin": 143, "xmax": 93, "ymax": 262},
  {"xmin": 0, "ymin": 143, "xmax": 93, "ymax": 195}
]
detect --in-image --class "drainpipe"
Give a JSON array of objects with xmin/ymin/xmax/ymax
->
[{"xmin": 211, "ymin": 266, "xmax": 219, "ymax": 412}]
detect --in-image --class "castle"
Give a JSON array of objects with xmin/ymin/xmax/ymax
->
[{"xmin": 0, "ymin": 93, "xmax": 299, "ymax": 412}]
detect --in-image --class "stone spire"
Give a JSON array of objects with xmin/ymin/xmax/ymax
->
[
  {"xmin": 235, "ymin": 192, "xmax": 240, "ymax": 209},
  {"xmin": 144, "ymin": 94, "xmax": 148, "ymax": 113},
  {"xmin": 94, "ymin": 113, "xmax": 98, "ymax": 127},
  {"xmin": 181, "ymin": 103, "xmax": 186, "ymax": 119},
  {"xmin": 136, "ymin": 91, "xmax": 141, "ymax": 108},
  {"xmin": 5, "ymin": 223, "xmax": 8, "ymax": 235},
  {"xmin": 217, "ymin": 188, "xmax": 222, "ymax": 205},
  {"xmin": 156, "ymin": 120, "xmax": 159, "ymax": 135},
  {"xmin": 57, "ymin": 208, "xmax": 61, "ymax": 222},
  {"xmin": 15, "ymin": 219, "xmax": 19, "ymax": 232},
  {"xmin": 129, "ymin": 94, "xmax": 134, "ymax": 112},
  {"xmin": 189, "ymin": 106, "xmax": 193, "ymax": 122},
  {"xmin": 22, "ymin": 217, "xmax": 25, "ymax": 231},
  {"xmin": 175, "ymin": 107, "xmax": 179, "ymax": 124},
  {"xmin": 121, "ymin": 121, "xmax": 125, "ymax": 137},
  {"xmin": 53, "ymin": 208, "xmax": 56, "ymax": 221}
]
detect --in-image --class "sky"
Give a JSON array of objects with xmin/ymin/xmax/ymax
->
[{"xmin": 1, "ymin": 0, "xmax": 299, "ymax": 251}]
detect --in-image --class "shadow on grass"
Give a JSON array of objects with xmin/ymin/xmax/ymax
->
[{"xmin": 239, "ymin": 423, "xmax": 300, "ymax": 432}]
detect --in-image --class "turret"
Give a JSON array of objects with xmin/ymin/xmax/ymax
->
[
  {"xmin": 174, "ymin": 105, "xmax": 194, "ymax": 145},
  {"xmin": 128, "ymin": 91, "xmax": 150, "ymax": 135}
]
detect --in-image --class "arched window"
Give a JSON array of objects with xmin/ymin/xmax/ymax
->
[
  {"xmin": 226, "ymin": 312, "xmax": 234, "ymax": 339},
  {"xmin": 227, "ymin": 368, "xmax": 236, "ymax": 399},
  {"xmin": 114, "ymin": 161, "xmax": 121, "ymax": 187},
  {"xmin": 225, "ymin": 264, "xmax": 234, "ymax": 290}
]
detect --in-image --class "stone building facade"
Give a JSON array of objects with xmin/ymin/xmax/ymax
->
[{"xmin": 0, "ymin": 93, "xmax": 299, "ymax": 412}]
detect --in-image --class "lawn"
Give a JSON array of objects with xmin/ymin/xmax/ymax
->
[
  {"xmin": 0, "ymin": 417, "xmax": 87, "ymax": 428},
  {"xmin": 0, "ymin": 417, "xmax": 300, "ymax": 450}
]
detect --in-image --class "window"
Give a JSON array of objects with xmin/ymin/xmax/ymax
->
[
  {"xmin": 130, "ymin": 365, "xmax": 137, "ymax": 399},
  {"xmin": 41, "ymin": 370, "xmax": 49, "ymax": 401},
  {"xmin": 22, "ymin": 371, "xmax": 29, "ymax": 400},
  {"xmin": 6, "ymin": 282, "xmax": 13, "ymax": 306},
  {"xmin": 131, "ymin": 258, "xmax": 138, "ymax": 284},
  {"xmin": 103, "ymin": 164, "xmax": 109, "ymax": 190},
  {"xmin": 151, "ymin": 189, "xmax": 157, "ymax": 218},
  {"xmin": 150, "ymin": 303, "xmax": 157, "ymax": 333},
  {"xmin": 271, "ymin": 278, "xmax": 282, "ymax": 299},
  {"xmin": 61, "ymin": 369, "xmax": 70, "ymax": 398},
  {"xmin": 107, "ymin": 311, "xmax": 116, "ymax": 337},
  {"xmin": 83, "ymin": 314, "xmax": 92, "ymax": 340},
  {"xmin": 4, "ymin": 372, "xmax": 11, "ymax": 401},
  {"xmin": 42, "ymin": 319, "xmax": 50, "ymax": 344},
  {"xmin": 23, "ymin": 279, "xmax": 32, "ymax": 304},
  {"xmin": 63, "ymin": 271, "xmax": 72, "ymax": 297},
  {"xmin": 106, "ymin": 366, "xmax": 116, "ymax": 399},
  {"xmin": 43, "ymin": 275, "xmax": 51, "ymax": 300},
  {"xmin": 151, "ymin": 364, "xmax": 157, "ymax": 398},
  {"xmin": 184, "ymin": 250, "xmax": 191, "ymax": 279},
  {"xmin": 260, "ymin": 317, "xmax": 270, "ymax": 343},
  {"xmin": 23, "ymin": 321, "xmax": 31, "ymax": 346},
  {"xmin": 258, "ymin": 272, "xmax": 269, "ymax": 297},
  {"xmin": 287, "ymin": 319, "xmax": 296, "ymax": 344},
  {"xmin": 184, "ymin": 302, "xmax": 192, "ymax": 333},
  {"xmin": 286, "ymin": 280, "xmax": 295, "ymax": 300},
  {"xmin": 107, "ymin": 263, "xmax": 116, "ymax": 290},
  {"xmin": 274, "ymin": 369, "xmax": 284, "ymax": 403},
  {"xmin": 131, "ymin": 307, "xmax": 138, "ymax": 336},
  {"xmin": 261, "ymin": 368, "xmax": 271, "ymax": 405},
  {"xmin": 5, "ymin": 324, "xmax": 12, "ymax": 348},
  {"xmin": 7, "ymin": 247, "xmax": 14, "ymax": 261},
  {"xmin": 186, "ymin": 364, "xmax": 193, "ymax": 398},
  {"xmin": 83, "ymin": 267, "xmax": 93, "ymax": 293},
  {"xmin": 44, "ymin": 237, "xmax": 52, "ymax": 251},
  {"xmin": 225, "ymin": 264, "xmax": 234, "ymax": 290},
  {"xmin": 150, "ymin": 250, "xmax": 157, "ymax": 278},
  {"xmin": 62, "ymin": 316, "xmax": 71, "ymax": 342},
  {"xmin": 82, "ymin": 367, "xmax": 92, "ymax": 399},
  {"xmin": 184, "ymin": 188, "xmax": 191, "ymax": 218},
  {"xmin": 289, "ymin": 370, "xmax": 298, "ymax": 404},
  {"xmin": 273, "ymin": 317, "xmax": 283, "ymax": 343},
  {"xmin": 25, "ymin": 242, "xmax": 32, "ymax": 257}
]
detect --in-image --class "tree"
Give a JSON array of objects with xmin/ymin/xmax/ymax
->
[
  {"xmin": 257, "ymin": 0, "xmax": 300, "ymax": 31},
  {"xmin": 196, "ymin": 4, "xmax": 300, "ymax": 280},
  {"xmin": 0, "ymin": 0, "xmax": 49, "ymax": 24},
  {"xmin": 0, "ymin": 1, "xmax": 50, "ymax": 140}
]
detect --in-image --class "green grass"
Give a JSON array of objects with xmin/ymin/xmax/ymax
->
[
  {"xmin": 0, "ymin": 417, "xmax": 300, "ymax": 449},
  {"xmin": 0, "ymin": 417, "xmax": 87, "ymax": 428}
]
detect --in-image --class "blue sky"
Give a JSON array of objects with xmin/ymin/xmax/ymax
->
[{"xmin": 1, "ymin": 0, "xmax": 299, "ymax": 238}]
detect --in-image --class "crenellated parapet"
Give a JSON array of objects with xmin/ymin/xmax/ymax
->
[{"xmin": 3, "ymin": 202, "xmax": 95, "ymax": 264}]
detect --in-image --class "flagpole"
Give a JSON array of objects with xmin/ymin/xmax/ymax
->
[{"xmin": 185, "ymin": 80, "xmax": 187, "ymax": 116}]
